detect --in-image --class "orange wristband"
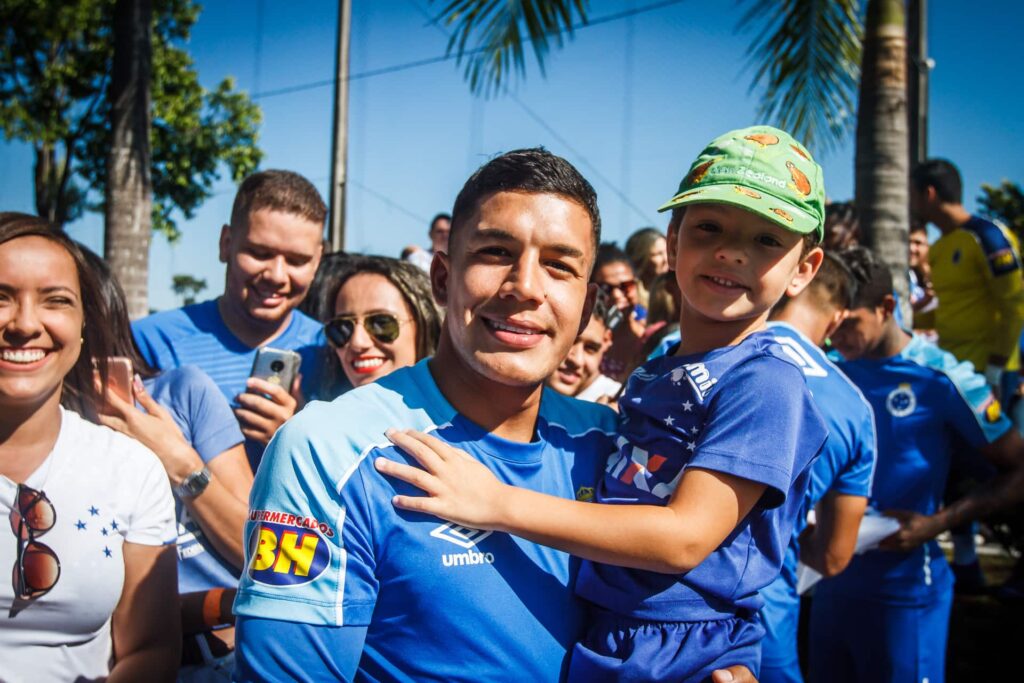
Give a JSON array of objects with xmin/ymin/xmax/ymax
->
[{"xmin": 202, "ymin": 588, "xmax": 226, "ymax": 628}]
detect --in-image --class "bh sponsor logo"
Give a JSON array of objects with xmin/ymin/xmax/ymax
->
[
  {"xmin": 246, "ymin": 512, "xmax": 332, "ymax": 587},
  {"xmin": 431, "ymin": 522, "xmax": 495, "ymax": 568}
]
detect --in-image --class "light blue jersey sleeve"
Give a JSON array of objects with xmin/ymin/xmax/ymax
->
[
  {"xmin": 828, "ymin": 395, "xmax": 877, "ymax": 498},
  {"xmin": 233, "ymin": 617, "xmax": 366, "ymax": 682}
]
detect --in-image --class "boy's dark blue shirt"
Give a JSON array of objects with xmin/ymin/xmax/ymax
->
[{"xmin": 575, "ymin": 330, "xmax": 829, "ymax": 620}]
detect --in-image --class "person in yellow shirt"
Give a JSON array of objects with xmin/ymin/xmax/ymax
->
[
  {"xmin": 912, "ymin": 157, "xmax": 1024, "ymax": 593},
  {"xmin": 912, "ymin": 159, "xmax": 1024, "ymax": 392}
]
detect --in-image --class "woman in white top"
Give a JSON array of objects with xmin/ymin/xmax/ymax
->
[{"xmin": 0, "ymin": 212, "xmax": 179, "ymax": 682}]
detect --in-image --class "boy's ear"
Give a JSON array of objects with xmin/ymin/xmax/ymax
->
[
  {"xmin": 785, "ymin": 246, "xmax": 824, "ymax": 298},
  {"xmin": 880, "ymin": 294, "xmax": 897, "ymax": 319},
  {"xmin": 823, "ymin": 307, "xmax": 847, "ymax": 340},
  {"xmin": 665, "ymin": 219, "xmax": 680, "ymax": 271},
  {"xmin": 578, "ymin": 283, "xmax": 599, "ymax": 337}
]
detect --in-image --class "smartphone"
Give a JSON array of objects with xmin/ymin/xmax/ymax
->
[
  {"xmin": 105, "ymin": 357, "xmax": 134, "ymax": 404},
  {"xmin": 250, "ymin": 347, "xmax": 301, "ymax": 390}
]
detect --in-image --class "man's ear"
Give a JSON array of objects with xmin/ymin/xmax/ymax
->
[
  {"xmin": 578, "ymin": 283, "xmax": 598, "ymax": 337},
  {"xmin": 824, "ymin": 307, "xmax": 847, "ymax": 340},
  {"xmin": 786, "ymin": 246, "xmax": 825, "ymax": 298},
  {"xmin": 880, "ymin": 294, "xmax": 897, "ymax": 319},
  {"xmin": 430, "ymin": 250, "xmax": 451, "ymax": 308},
  {"xmin": 218, "ymin": 224, "xmax": 232, "ymax": 264}
]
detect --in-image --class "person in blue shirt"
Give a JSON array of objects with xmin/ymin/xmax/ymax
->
[
  {"xmin": 132, "ymin": 170, "xmax": 326, "ymax": 470},
  {"xmin": 81, "ymin": 246, "xmax": 252, "ymax": 678},
  {"xmin": 231, "ymin": 149, "xmax": 760, "ymax": 683},
  {"xmin": 810, "ymin": 248, "xmax": 1024, "ymax": 683},
  {"xmin": 379, "ymin": 126, "xmax": 830, "ymax": 682},
  {"xmin": 759, "ymin": 250, "xmax": 877, "ymax": 683}
]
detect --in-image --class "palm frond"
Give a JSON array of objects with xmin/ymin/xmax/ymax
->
[
  {"xmin": 432, "ymin": 0, "xmax": 589, "ymax": 96},
  {"xmin": 738, "ymin": 0, "xmax": 862, "ymax": 154}
]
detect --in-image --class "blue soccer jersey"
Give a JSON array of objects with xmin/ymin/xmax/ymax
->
[
  {"xmin": 234, "ymin": 360, "xmax": 619, "ymax": 681},
  {"xmin": 821, "ymin": 334, "xmax": 1011, "ymax": 604},
  {"xmin": 132, "ymin": 299, "xmax": 326, "ymax": 469},
  {"xmin": 575, "ymin": 330, "xmax": 829, "ymax": 622},
  {"xmin": 758, "ymin": 323, "xmax": 877, "ymax": 679}
]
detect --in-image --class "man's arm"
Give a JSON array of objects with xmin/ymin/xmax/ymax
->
[
  {"xmin": 976, "ymin": 227, "xmax": 1024, "ymax": 368},
  {"xmin": 881, "ymin": 429, "xmax": 1024, "ymax": 550},
  {"xmin": 234, "ymin": 617, "xmax": 367, "ymax": 682},
  {"xmin": 798, "ymin": 492, "xmax": 868, "ymax": 577}
]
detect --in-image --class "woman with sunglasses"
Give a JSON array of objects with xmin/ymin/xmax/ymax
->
[
  {"xmin": 79, "ymin": 246, "xmax": 251, "ymax": 680},
  {"xmin": 0, "ymin": 213, "xmax": 179, "ymax": 681},
  {"xmin": 317, "ymin": 255, "xmax": 441, "ymax": 398}
]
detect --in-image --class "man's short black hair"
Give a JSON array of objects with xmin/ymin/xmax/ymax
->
[
  {"xmin": 592, "ymin": 242, "xmax": 633, "ymax": 279},
  {"xmin": 430, "ymin": 213, "xmax": 451, "ymax": 231},
  {"xmin": 911, "ymin": 158, "xmax": 963, "ymax": 204},
  {"xmin": 842, "ymin": 246, "xmax": 893, "ymax": 309},
  {"xmin": 450, "ymin": 148, "xmax": 601, "ymax": 252}
]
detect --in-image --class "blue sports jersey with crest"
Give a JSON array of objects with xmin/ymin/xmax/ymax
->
[
  {"xmin": 132, "ymin": 299, "xmax": 325, "ymax": 470},
  {"xmin": 233, "ymin": 360, "xmax": 619, "ymax": 682},
  {"xmin": 821, "ymin": 334, "xmax": 1011, "ymax": 604},
  {"xmin": 575, "ymin": 330, "xmax": 829, "ymax": 621},
  {"xmin": 758, "ymin": 323, "xmax": 877, "ymax": 674}
]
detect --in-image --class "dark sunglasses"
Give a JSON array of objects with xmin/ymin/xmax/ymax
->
[
  {"xmin": 325, "ymin": 313, "xmax": 408, "ymax": 348},
  {"xmin": 597, "ymin": 280, "xmax": 638, "ymax": 297},
  {"xmin": 11, "ymin": 484, "xmax": 60, "ymax": 600}
]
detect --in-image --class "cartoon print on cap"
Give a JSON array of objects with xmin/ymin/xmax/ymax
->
[
  {"xmin": 733, "ymin": 186, "xmax": 762, "ymax": 199},
  {"xmin": 789, "ymin": 144, "xmax": 811, "ymax": 161},
  {"xmin": 743, "ymin": 133, "xmax": 780, "ymax": 148},
  {"xmin": 771, "ymin": 208, "xmax": 795, "ymax": 222},
  {"xmin": 786, "ymin": 161, "xmax": 811, "ymax": 197},
  {"xmin": 685, "ymin": 160, "xmax": 715, "ymax": 187}
]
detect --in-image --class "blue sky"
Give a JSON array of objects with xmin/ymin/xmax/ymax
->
[{"xmin": 2, "ymin": 0, "xmax": 1022, "ymax": 311}]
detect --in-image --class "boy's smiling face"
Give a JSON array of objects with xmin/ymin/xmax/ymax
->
[{"xmin": 668, "ymin": 203, "xmax": 821, "ymax": 329}]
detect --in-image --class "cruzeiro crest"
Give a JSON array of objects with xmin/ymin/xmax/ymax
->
[{"xmin": 886, "ymin": 383, "xmax": 917, "ymax": 417}]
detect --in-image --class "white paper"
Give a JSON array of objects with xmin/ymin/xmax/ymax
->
[{"xmin": 796, "ymin": 512, "xmax": 901, "ymax": 594}]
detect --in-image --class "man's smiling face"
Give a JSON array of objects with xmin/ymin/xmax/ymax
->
[{"xmin": 433, "ymin": 191, "xmax": 595, "ymax": 388}]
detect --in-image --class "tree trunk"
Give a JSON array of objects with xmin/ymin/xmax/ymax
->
[
  {"xmin": 855, "ymin": 0, "xmax": 911, "ymax": 322},
  {"xmin": 105, "ymin": 0, "xmax": 153, "ymax": 320}
]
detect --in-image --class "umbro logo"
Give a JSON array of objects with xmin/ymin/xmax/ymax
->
[{"xmin": 430, "ymin": 522, "xmax": 493, "ymax": 549}]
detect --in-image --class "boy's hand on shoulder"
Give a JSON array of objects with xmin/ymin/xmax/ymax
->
[{"xmin": 375, "ymin": 429, "xmax": 508, "ymax": 531}]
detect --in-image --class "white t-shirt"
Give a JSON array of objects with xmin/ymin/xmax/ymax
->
[
  {"xmin": 0, "ymin": 408, "xmax": 176, "ymax": 683},
  {"xmin": 576, "ymin": 374, "xmax": 623, "ymax": 403}
]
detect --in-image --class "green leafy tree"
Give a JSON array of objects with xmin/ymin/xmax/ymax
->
[
  {"xmin": 979, "ymin": 180, "xmax": 1024, "ymax": 239},
  {"xmin": 171, "ymin": 273, "xmax": 207, "ymax": 306},
  {"xmin": 0, "ymin": 0, "xmax": 261, "ymax": 313}
]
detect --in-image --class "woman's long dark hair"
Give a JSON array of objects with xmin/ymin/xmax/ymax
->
[
  {"xmin": 0, "ymin": 212, "xmax": 115, "ymax": 419},
  {"xmin": 304, "ymin": 254, "xmax": 442, "ymax": 399},
  {"xmin": 78, "ymin": 245, "xmax": 159, "ymax": 380}
]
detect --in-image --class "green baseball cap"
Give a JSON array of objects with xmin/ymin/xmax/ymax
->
[{"xmin": 657, "ymin": 125, "xmax": 825, "ymax": 242}]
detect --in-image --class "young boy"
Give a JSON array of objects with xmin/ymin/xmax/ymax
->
[{"xmin": 379, "ymin": 126, "xmax": 829, "ymax": 681}]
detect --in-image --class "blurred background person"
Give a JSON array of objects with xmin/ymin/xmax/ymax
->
[
  {"xmin": 546, "ymin": 294, "xmax": 620, "ymax": 403},
  {"xmin": 321, "ymin": 255, "xmax": 441, "ymax": 398},
  {"xmin": 0, "ymin": 213, "xmax": 178, "ymax": 681},
  {"xmin": 624, "ymin": 227, "xmax": 669, "ymax": 309},
  {"xmin": 821, "ymin": 201, "xmax": 860, "ymax": 252},
  {"xmin": 82, "ymin": 248, "xmax": 251, "ymax": 680},
  {"xmin": 592, "ymin": 242, "xmax": 645, "ymax": 381},
  {"xmin": 404, "ymin": 213, "xmax": 451, "ymax": 272}
]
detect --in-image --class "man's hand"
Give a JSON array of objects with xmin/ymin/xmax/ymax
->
[
  {"xmin": 234, "ymin": 375, "xmax": 301, "ymax": 445},
  {"xmin": 879, "ymin": 509, "xmax": 942, "ymax": 551},
  {"xmin": 374, "ymin": 429, "xmax": 508, "ymax": 530},
  {"xmin": 711, "ymin": 665, "xmax": 758, "ymax": 682}
]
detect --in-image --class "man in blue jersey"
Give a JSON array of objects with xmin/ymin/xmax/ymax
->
[
  {"xmin": 133, "ymin": 170, "xmax": 326, "ymax": 469},
  {"xmin": 231, "ymin": 149, "xmax": 758, "ymax": 683},
  {"xmin": 809, "ymin": 248, "xmax": 1024, "ymax": 683}
]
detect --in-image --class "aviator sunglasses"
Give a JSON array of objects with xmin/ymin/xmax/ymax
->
[
  {"xmin": 325, "ymin": 313, "xmax": 409, "ymax": 348},
  {"xmin": 11, "ymin": 484, "xmax": 60, "ymax": 600},
  {"xmin": 596, "ymin": 279, "xmax": 638, "ymax": 298}
]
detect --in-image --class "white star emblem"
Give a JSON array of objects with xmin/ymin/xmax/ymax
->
[
  {"xmin": 682, "ymin": 400, "xmax": 693, "ymax": 412},
  {"xmin": 690, "ymin": 426, "xmax": 699, "ymax": 434},
  {"xmin": 664, "ymin": 415, "xmax": 675, "ymax": 426},
  {"xmin": 686, "ymin": 441, "xmax": 696, "ymax": 452}
]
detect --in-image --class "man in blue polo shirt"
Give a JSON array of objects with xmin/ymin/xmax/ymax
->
[
  {"xmin": 759, "ymin": 250, "xmax": 877, "ymax": 683},
  {"xmin": 810, "ymin": 248, "xmax": 1024, "ymax": 683},
  {"xmin": 231, "ymin": 149, "xmax": 759, "ymax": 683},
  {"xmin": 133, "ymin": 170, "xmax": 326, "ymax": 469}
]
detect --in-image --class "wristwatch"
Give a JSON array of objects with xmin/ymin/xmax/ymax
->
[{"xmin": 175, "ymin": 466, "xmax": 212, "ymax": 499}]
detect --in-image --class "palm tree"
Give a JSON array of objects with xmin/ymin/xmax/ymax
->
[{"xmin": 436, "ymin": 0, "xmax": 911, "ymax": 309}]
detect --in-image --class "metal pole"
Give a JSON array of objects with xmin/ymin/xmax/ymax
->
[
  {"xmin": 328, "ymin": 0, "xmax": 352, "ymax": 252},
  {"xmin": 907, "ymin": 0, "xmax": 929, "ymax": 166}
]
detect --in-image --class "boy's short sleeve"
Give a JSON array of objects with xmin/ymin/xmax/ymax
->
[
  {"xmin": 689, "ymin": 356, "xmax": 827, "ymax": 508},
  {"xmin": 940, "ymin": 369, "xmax": 1012, "ymax": 449},
  {"xmin": 234, "ymin": 414, "xmax": 380, "ymax": 627},
  {"xmin": 830, "ymin": 401, "xmax": 877, "ymax": 498}
]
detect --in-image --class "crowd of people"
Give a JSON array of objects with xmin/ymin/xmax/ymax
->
[{"xmin": 1, "ymin": 123, "xmax": 1023, "ymax": 683}]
